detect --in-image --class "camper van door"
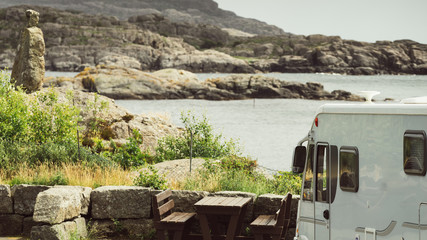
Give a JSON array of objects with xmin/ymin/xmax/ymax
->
[{"xmin": 314, "ymin": 143, "xmax": 330, "ymax": 240}]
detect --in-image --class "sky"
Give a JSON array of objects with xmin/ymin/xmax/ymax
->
[{"xmin": 214, "ymin": 0, "xmax": 427, "ymax": 44}]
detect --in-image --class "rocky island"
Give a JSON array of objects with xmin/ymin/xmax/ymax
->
[{"xmin": 45, "ymin": 65, "xmax": 362, "ymax": 101}]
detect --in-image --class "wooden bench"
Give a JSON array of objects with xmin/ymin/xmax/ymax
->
[
  {"xmin": 152, "ymin": 189, "xmax": 196, "ymax": 240},
  {"xmin": 250, "ymin": 193, "xmax": 292, "ymax": 240}
]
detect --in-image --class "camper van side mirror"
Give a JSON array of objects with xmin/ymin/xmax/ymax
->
[{"xmin": 292, "ymin": 146, "xmax": 306, "ymax": 174}]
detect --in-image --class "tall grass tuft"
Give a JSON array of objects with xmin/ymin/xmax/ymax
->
[{"xmin": 0, "ymin": 162, "xmax": 134, "ymax": 188}]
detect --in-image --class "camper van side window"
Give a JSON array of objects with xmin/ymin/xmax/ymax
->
[
  {"xmin": 404, "ymin": 131, "xmax": 427, "ymax": 176},
  {"xmin": 303, "ymin": 144, "xmax": 314, "ymax": 201},
  {"xmin": 339, "ymin": 147, "xmax": 359, "ymax": 192}
]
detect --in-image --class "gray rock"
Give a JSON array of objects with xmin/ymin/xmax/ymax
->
[
  {"xmin": 33, "ymin": 187, "xmax": 83, "ymax": 224},
  {"xmin": 23, "ymin": 217, "xmax": 44, "ymax": 237},
  {"xmin": 12, "ymin": 184, "xmax": 51, "ymax": 216},
  {"xmin": 171, "ymin": 190, "xmax": 209, "ymax": 213},
  {"xmin": 90, "ymin": 186, "xmax": 151, "ymax": 219},
  {"xmin": 90, "ymin": 218, "xmax": 154, "ymax": 238},
  {"xmin": 0, "ymin": 185, "xmax": 13, "ymax": 214},
  {"xmin": 53, "ymin": 186, "xmax": 92, "ymax": 215},
  {"xmin": 31, "ymin": 217, "xmax": 87, "ymax": 240},
  {"xmin": 11, "ymin": 9, "xmax": 45, "ymax": 93},
  {"xmin": 253, "ymin": 194, "xmax": 283, "ymax": 216},
  {"xmin": 0, "ymin": 214, "xmax": 24, "ymax": 236}
]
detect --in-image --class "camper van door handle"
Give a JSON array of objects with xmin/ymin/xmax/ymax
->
[{"xmin": 323, "ymin": 210, "xmax": 330, "ymax": 220}]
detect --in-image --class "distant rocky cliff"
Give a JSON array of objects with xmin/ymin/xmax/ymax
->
[
  {"xmin": 0, "ymin": 0, "xmax": 285, "ymax": 36},
  {"xmin": 0, "ymin": 5, "xmax": 254, "ymax": 73},
  {"xmin": 1, "ymin": 4, "xmax": 427, "ymax": 75}
]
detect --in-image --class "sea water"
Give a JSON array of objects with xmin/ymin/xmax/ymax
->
[
  {"xmin": 47, "ymin": 72, "xmax": 427, "ymax": 171},
  {"xmin": 116, "ymin": 73, "xmax": 427, "ymax": 171}
]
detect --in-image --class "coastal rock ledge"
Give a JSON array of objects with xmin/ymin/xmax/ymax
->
[{"xmin": 46, "ymin": 65, "xmax": 362, "ymax": 101}]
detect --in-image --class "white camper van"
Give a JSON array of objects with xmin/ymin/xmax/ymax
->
[{"xmin": 292, "ymin": 97, "xmax": 427, "ymax": 240}]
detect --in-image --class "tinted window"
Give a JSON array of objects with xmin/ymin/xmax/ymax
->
[
  {"xmin": 303, "ymin": 144, "xmax": 314, "ymax": 201},
  {"xmin": 404, "ymin": 131, "xmax": 426, "ymax": 176},
  {"xmin": 340, "ymin": 147, "xmax": 359, "ymax": 192}
]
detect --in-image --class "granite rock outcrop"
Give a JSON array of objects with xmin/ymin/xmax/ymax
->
[
  {"xmin": 45, "ymin": 65, "xmax": 363, "ymax": 101},
  {"xmin": 0, "ymin": 0, "xmax": 285, "ymax": 36},
  {"xmin": 0, "ymin": 6, "xmax": 255, "ymax": 73}
]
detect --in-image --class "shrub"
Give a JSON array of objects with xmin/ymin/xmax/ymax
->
[
  {"xmin": 133, "ymin": 165, "xmax": 167, "ymax": 190},
  {"xmin": 111, "ymin": 129, "xmax": 154, "ymax": 169},
  {"xmin": 155, "ymin": 111, "xmax": 240, "ymax": 162}
]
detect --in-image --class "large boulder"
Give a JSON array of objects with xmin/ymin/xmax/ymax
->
[
  {"xmin": 11, "ymin": 9, "xmax": 45, "ymax": 93},
  {"xmin": 90, "ymin": 186, "xmax": 151, "ymax": 219},
  {"xmin": 0, "ymin": 185, "xmax": 13, "ymax": 214},
  {"xmin": 33, "ymin": 187, "xmax": 86, "ymax": 224},
  {"xmin": 30, "ymin": 217, "xmax": 87, "ymax": 240},
  {"xmin": 12, "ymin": 185, "xmax": 50, "ymax": 216}
]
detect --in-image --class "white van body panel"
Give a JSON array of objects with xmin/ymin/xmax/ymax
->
[{"xmin": 295, "ymin": 103, "xmax": 427, "ymax": 240}]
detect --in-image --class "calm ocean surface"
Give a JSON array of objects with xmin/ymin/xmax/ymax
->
[{"xmin": 48, "ymin": 72, "xmax": 427, "ymax": 171}]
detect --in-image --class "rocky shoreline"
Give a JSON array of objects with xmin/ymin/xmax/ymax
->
[{"xmin": 45, "ymin": 65, "xmax": 363, "ymax": 101}]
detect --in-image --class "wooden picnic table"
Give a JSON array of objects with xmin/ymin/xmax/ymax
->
[{"xmin": 194, "ymin": 196, "xmax": 252, "ymax": 240}]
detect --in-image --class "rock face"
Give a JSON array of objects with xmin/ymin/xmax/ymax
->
[
  {"xmin": 227, "ymin": 35, "xmax": 427, "ymax": 75},
  {"xmin": 0, "ymin": 0, "xmax": 285, "ymax": 36},
  {"xmin": 11, "ymin": 9, "xmax": 45, "ymax": 93},
  {"xmin": 46, "ymin": 65, "xmax": 363, "ymax": 101},
  {"xmin": 36, "ymin": 85, "xmax": 181, "ymax": 152},
  {"xmin": 0, "ymin": 6, "xmax": 255, "ymax": 73}
]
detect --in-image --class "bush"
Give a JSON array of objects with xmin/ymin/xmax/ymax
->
[
  {"xmin": 0, "ymin": 70, "xmax": 80, "ymax": 143},
  {"xmin": 155, "ymin": 111, "xmax": 240, "ymax": 162},
  {"xmin": 110, "ymin": 129, "xmax": 154, "ymax": 170},
  {"xmin": 133, "ymin": 165, "xmax": 167, "ymax": 190}
]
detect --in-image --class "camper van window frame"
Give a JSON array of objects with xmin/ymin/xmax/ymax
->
[
  {"xmin": 315, "ymin": 143, "xmax": 329, "ymax": 203},
  {"xmin": 403, "ymin": 130, "xmax": 427, "ymax": 176},
  {"xmin": 339, "ymin": 146, "xmax": 359, "ymax": 193},
  {"xmin": 302, "ymin": 144, "xmax": 315, "ymax": 202}
]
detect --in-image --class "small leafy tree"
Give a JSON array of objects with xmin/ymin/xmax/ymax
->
[{"xmin": 155, "ymin": 111, "xmax": 240, "ymax": 162}]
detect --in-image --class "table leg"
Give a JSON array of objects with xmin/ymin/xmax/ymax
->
[
  {"xmin": 199, "ymin": 214, "xmax": 212, "ymax": 240},
  {"xmin": 226, "ymin": 214, "xmax": 239, "ymax": 240},
  {"xmin": 236, "ymin": 204, "xmax": 248, "ymax": 234}
]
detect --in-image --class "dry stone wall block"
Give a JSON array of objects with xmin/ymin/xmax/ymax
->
[
  {"xmin": 23, "ymin": 217, "xmax": 44, "ymax": 237},
  {"xmin": 33, "ymin": 187, "xmax": 83, "ymax": 224},
  {"xmin": 30, "ymin": 217, "xmax": 87, "ymax": 240},
  {"xmin": 12, "ymin": 184, "xmax": 50, "ymax": 216},
  {"xmin": 90, "ymin": 186, "xmax": 151, "ymax": 219},
  {"xmin": 90, "ymin": 219, "xmax": 154, "ymax": 238},
  {"xmin": 171, "ymin": 190, "xmax": 208, "ymax": 213},
  {"xmin": 0, "ymin": 214, "xmax": 24, "ymax": 236},
  {"xmin": 53, "ymin": 186, "xmax": 92, "ymax": 215},
  {"xmin": 253, "ymin": 193, "xmax": 284, "ymax": 216},
  {"xmin": 0, "ymin": 185, "xmax": 13, "ymax": 214}
]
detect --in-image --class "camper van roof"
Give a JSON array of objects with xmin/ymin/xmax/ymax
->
[{"xmin": 316, "ymin": 103, "xmax": 427, "ymax": 116}]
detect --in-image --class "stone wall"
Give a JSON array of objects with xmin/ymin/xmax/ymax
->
[{"xmin": 0, "ymin": 184, "xmax": 300, "ymax": 240}]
